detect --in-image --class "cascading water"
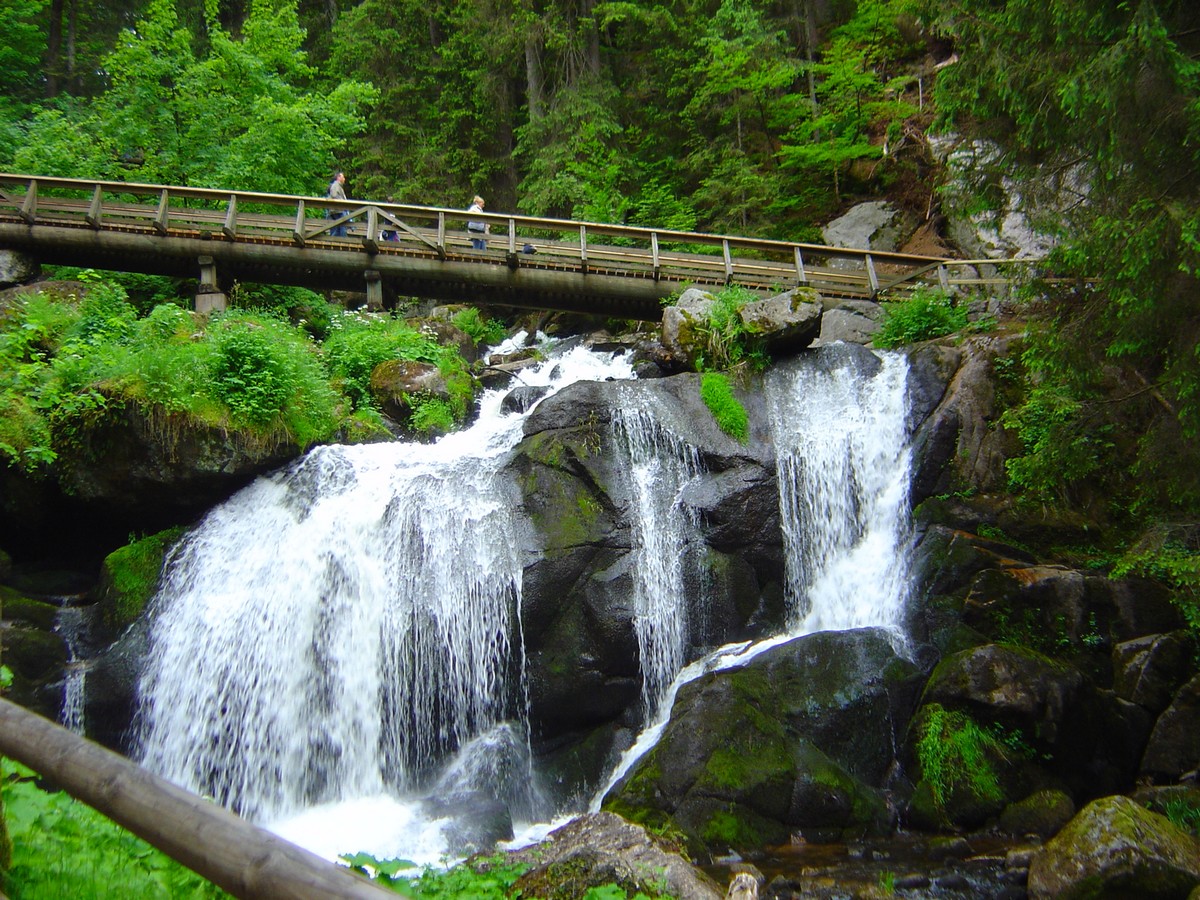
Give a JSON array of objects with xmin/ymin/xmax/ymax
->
[
  {"xmin": 612, "ymin": 407, "xmax": 704, "ymax": 719},
  {"xmin": 768, "ymin": 345, "xmax": 913, "ymax": 636},
  {"xmin": 592, "ymin": 345, "xmax": 914, "ymax": 806},
  {"xmin": 134, "ymin": 343, "xmax": 634, "ymax": 863}
]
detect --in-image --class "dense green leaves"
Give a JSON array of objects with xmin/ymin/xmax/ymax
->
[{"xmin": 931, "ymin": 0, "xmax": 1200, "ymax": 531}]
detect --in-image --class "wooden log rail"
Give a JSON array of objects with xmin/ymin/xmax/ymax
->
[
  {"xmin": 0, "ymin": 173, "xmax": 1034, "ymax": 307},
  {"xmin": 0, "ymin": 698, "xmax": 395, "ymax": 899}
]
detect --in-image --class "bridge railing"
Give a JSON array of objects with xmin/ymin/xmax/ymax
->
[{"xmin": 0, "ymin": 173, "xmax": 1033, "ymax": 300}]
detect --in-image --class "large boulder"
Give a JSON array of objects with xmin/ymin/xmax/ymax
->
[
  {"xmin": 1027, "ymin": 795, "xmax": 1200, "ymax": 899},
  {"xmin": 736, "ymin": 288, "xmax": 822, "ymax": 356},
  {"xmin": 0, "ymin": 249, "xmax": 40, "ymax": 287},
  {"xmin": 602, "ymin": 629, "xmax": 923, "ymax": 855},
  {"xmin": 506, "ymin": 812, "xmax": 723, "ymax": 900}
]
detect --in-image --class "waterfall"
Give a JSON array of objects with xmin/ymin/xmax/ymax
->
[
  {"xmin": 612, "ymin": 407, "xmax": 704, "ymax": 719},
  {"xmin": 133, "ymin": 339, "xmax": 914, "ymax": 863},
  {"xmin": 768, "ymin": 346, "xmax": 913, "ymax": 635},
  {"xmin": 55, "ymin": 604, "xmax": 98, "ymax": 735},
  {"xmin": 591, "ymin": 346, "xmax": 914, "ymax": 808},
  {"xmin": 134, "ymin": 345, "xmax": 633, "ymax": 861}
]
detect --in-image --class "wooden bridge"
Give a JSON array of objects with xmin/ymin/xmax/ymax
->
[{"xmin": 0, "ymin": 174, "xmax": 1023, "ymax": 318}]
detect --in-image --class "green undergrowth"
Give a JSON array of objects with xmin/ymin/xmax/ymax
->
[
  {"xmin": 915, "ymin": 703, "xmax": 1006, "ymax": 811},
  {"xmin": 873, "ymin": 288, "xmax": 969, "ymax": 348},
  {"xmin": 0, "ymin": 273, "xmax": 478, "ymax": 471},
  {"xmin": 340, "ymin": 851, "xmax": 666, "ymax": 899},
  {"xmin": 0, "ymin": 759, "xmax": 228, "ymax": 899},
  {"xmin": 691, "ymin": 286, "xmax": 770, "ymax": 373}
]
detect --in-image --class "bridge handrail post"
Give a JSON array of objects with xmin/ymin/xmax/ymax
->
[
  {"xmin": 153, "ymin": 189, "xmax": 170, "ymax": 235},
  {"xmin": 436, "ymin": 212, "xmax": 446, "ymax": 258},
  {"xmin": 722, "ymin": 239, "xmax": 733, "ymax": 284},
  {"xmin": 865, "ymin": 253, "xmax": 880, "ymax": 296},
  {"xmin": 86, "ymin": 184, "xmax": 103, "ymax": 229},
  {"xmin": 19, "ymin": 178, "xmax": 37, "ymax": 224},
  {"xmin": 651, "ymin": 232, "xmax": 661, "ymax": 281},
  {"xmin": 580, "ymin": 224, "xmax": 588, "ymax": 274},
  {"xmin": 292, "ymin": 201, "xmax": 306, "ymax": 246},
  {"xmin": 222, "ymin": 194, "xmax": 237, "ymax": 239},
  {"xmin": 794, "ymin": 246, "xmax": 807, "ymax": 285}
]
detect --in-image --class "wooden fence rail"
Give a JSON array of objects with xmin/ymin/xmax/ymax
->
[{"xmin": 0, "ymin": 698, "xmax": 394, "ymax": 899}]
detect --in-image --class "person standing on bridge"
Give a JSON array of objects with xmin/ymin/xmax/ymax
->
[
  {"xmin": 327, "ymin": 171, "xmax": 349, "ymax": 237},
  {"xmin": 466, "ymin": 195, "xmax": 488, "ymax": 250}
]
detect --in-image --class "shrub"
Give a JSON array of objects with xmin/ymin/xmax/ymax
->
[
  {"xmin": 700, "ymin": 372, "xmax": 749, "ymax": 443},
  {"xmin": 324, "ymin": 312, "xmax": 473, "ymax": 421},
  {"xmin": 873, "ymin": 288, "xmax": 968, "ymax": 348},
  {"xmin": 451, "ymin": 307, "xmax": 506, "ymax": 346}
]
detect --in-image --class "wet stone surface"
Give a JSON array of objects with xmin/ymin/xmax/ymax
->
[{"xmin": 703, "ymin": 833, "xmax": 1036, "ymax": 900}]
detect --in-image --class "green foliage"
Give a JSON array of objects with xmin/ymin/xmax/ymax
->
[
  {"xmin": 1, "ymin": 759, "xmax": 228, "ymax": 899},
  {"xmin": 690, "ymin": 286, "xmax": 769, "ymax": 373},
  {"xmin": 408, "ymin": 396, "xmax": 456, "ymax": 438},
  {"xmin": 339, "ymin": 851, "xmax": 527, "ymax": 898},
  {"xmin": 700, "ymin": 373, "xmax": 749, "ymax": 443},
  {"xmin": 450, "ymin": 308, "xmax": 506, "ymax": 347},
  {"xmin": 104, "ymin": 527, "xmax": 187, "ymax": 628},
  {"xmin": 1160, "ymin": 796, "xmax": 1200, "ymax": 836},
  {"xmin": 915, "ymin": 704, "xmax": 1005, "ymax": 811},
  {"xmin": 323, "ymin": 312, "xmax": 467, "ymax": 414},
  {"xmin": 14, "ymin": 0, "xmax": 377, "ymax": 192},
  {"xmin": 872, "ymin": 288, "xmax": 967, "ymax": 348},
  {"xmin": 0, "ymin": 277, "xmax": 342, "ymax": 474},
  {"xmin": 228, "ymin": 283, "xmax": 335, "ymax": 340},
  {"xmin": 931, "ymin": 0, "xmax": 1200, "ymax": 538}
]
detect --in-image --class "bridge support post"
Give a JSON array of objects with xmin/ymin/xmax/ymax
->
[
  {"xmin": 195, "ymin": 255, "xmax": 226, "ymax": 315},
  {"xmin": 365, "ymin": 269, "xmax": 383, "ymax": 311}
]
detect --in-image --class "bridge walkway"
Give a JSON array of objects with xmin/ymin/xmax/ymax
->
[{"xmin": 0, "ymin": 175, "xmax": 1029, "ymax": 318}]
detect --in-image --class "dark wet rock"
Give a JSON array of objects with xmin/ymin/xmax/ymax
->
[
  {"xmin": 1114, "ymin": 632, "xmax": 1196, "ymax": 714},
  {"xmin": 917, "ymin": 643, "xmax": 1151, "ymax": 800},
  {"xmin": 1140, "ymin": 674, "xmax": 1200, "ymax": 784},
  {"xmin": 501, "ymin": 384, "xmax": 551, "ymax": 414},
  {"xmin": 1027, "ymin": 795, "xmax": 1200, "ymax": 899}
]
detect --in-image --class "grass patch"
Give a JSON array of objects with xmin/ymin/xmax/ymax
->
[
  {"xmin": 873, "ymin": 288, "xmax": 968, "ymax": 348},
  {"xmin": 700, "ymin": 372, "xmax": 749, "ymax": 443}
]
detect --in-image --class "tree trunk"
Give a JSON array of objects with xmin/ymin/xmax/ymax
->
[
  {"xmin": 581, "ymin": 0, "xmax": 601, "ymax": 78},
  {"xmin": 525, "ymin": 36, "xmax": 544, "ymax": 121},
  {"xmin": 46, "ymin": 0, "xmax": 64, "ymax": 98},
  {"xmin": 0, "ymin": 699, "xmax": 395, "ymax": 900}
]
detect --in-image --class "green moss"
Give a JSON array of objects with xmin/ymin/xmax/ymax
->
[
  {"xmin": 701, "ymin": 808, "xmax": 762, "ymax": 849},
  {"xmin": 103, "ymin": 527, "xmax": 186, "ymax": 628}
]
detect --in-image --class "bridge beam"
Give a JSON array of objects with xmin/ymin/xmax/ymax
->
[{"xmin": 0, "ymin": 222, "xmax": 671, "ymax": 320}]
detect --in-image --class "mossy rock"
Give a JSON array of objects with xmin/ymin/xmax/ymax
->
[
  {"xmin": 0, "ymin": 587, "xmax": 60, "ymax": 630},
  {"xmin": 999, "ymin": 789, "xmax": 1077, "ymax": 839},
  {"xmin": 95, "ymin": 526, "xmax": 186, "ymax": 630}
]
